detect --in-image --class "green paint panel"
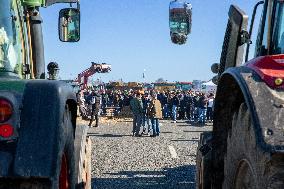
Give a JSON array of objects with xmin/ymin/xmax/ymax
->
[
  {"xmin": 0, "ymin": 80, "xmax": 26, "ymax": 93},
  {"xmin": 21, "ymin": 0, "xmax": 45, "ymax": 7}
]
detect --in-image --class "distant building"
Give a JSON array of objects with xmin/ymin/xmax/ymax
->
[
  {"xmin": 192, "ymin": 80, "xmax": 202, "ymax": 90},
  {"xmin": 106, "ymin": 82, "xmax": 143, "ymax": 91},
  {"xmin": 176, "ymin": 82, "xmax": 192, "ymax": 91},
  {"xmin": 144, "ymin": 83, "xmax": 154, "ymax": 90},
  {"xmin": 153, "ymin": 82, "xmax": 176, "ymax": 91}
]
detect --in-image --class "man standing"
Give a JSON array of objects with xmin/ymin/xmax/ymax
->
[
  {"xmin": 88, "ymin": 90, "xmax": 101, "ymax": 127},
  {"xmin": 159, "ymin": 91, "xmax": 168, "ymax": 119},
  {"xmin": 170, "ymin": 92, "xmax": 180, "ymax": 123},
  {"xmin": 186, "ymin": 90, "xmax": 195, "ymax": 122},
  {"xmin": 101, "ymin": 90, "xmax": 108, "ymax": 114},
  {"xmin": 206, "ymin": 93, "xmax": 215, "ymax": 122},
  {"xmin": 142, "ymin": 92, "xmax": 151, "ymax": 135},
  {"xmin": 147, "ymin": 93, "xmax": 162, "ymax": 137},
  {"xmin": 198, "ymin": 93, "xmax": 208, "ymax": 125},
  {"xmin": 130, "ymin": 91, "xmax": 144, "ymax": 137},
  {"xmin": 77, "ymin": 90, "xmax": 88, "ymax": 120}
]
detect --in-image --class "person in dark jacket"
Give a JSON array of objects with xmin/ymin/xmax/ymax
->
[
  {"xmin": 101, "ymin": 90, "xmax": 108, "ymax": 114},
  {"xmin": 179, "ymin": 92, "xmax": 187, "ymax": 120},
  {"xmin": 185, "ymin": 91, "xmax": 195, "ymax": 122},
  {"xmin": 130, "ymin": 91, "xmax": 144, "ymax": 137},
  {"xmin": 198, "ymin": 93, "xmax": 208, "ymax": 125},
  {"xmin": 170, "ymin": 92, "xmax": 180, "ymax": 123},
  {"xmin": 158, "ymin": 91, "xmax": 169, "ymax": 118},
  {"xmin": 88, "ymin": 91, "xmax": 101, "ymax": 127},
  {"xmin": 142, "ymin": 93, "xmax": 151, "ymax": 134}
]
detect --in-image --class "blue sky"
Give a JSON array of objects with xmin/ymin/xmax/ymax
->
[{"xmin": 40, "ymin": 0, "xmax": 261, "ymax": 82}]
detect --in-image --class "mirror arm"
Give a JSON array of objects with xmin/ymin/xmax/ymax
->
[
  {"xmin": 69, "ymin": 1, "xmax": 80, "ymax": 10},
  {"xmin": 245, "ymin": 1, "xmax": 264, "ymax": 62},
  {"xmin": 77, "ymin": 1, "xmax": 80, "ymax": 10}
]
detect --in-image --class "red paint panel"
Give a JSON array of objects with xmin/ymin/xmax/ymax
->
[{"xmin": 246, "ymin": 55, "xmax": 284, "ymax": 89}]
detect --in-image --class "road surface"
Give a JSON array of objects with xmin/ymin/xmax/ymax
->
[{"xmin": 88, "ymin": 119, "xmax": 212, "ymax": 189}]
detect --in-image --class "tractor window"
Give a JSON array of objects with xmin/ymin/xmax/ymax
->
[
  {"xmin": 0, "ymin": 1, "xmax": 20, "ymax": 73},
  {"xmin": 255, "ymin": 0, "xmax": 274, "ymax": 57},
  {"xmin": 271, "ymin": 1, "xmax": 284, "ymax": 54}
]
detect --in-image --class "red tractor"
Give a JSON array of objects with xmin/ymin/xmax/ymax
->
[{"xmin": 196, "ymin": 1, "xmax": 284, "ymax": 188}]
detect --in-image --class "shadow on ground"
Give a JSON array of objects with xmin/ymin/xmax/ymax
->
[
  {"xmin": 87, "ymin": 133, "xmax": 132, "ymax": 137},
  {"xmin": 171, "ymin": 139, "xmax": 199, "ymax": 142},
  {"xmin": 116, "ymin": 120, "xmax": 133, "ymax": 123},
  {"xmin": 92, "ymin": 165, "xmax": 196, "ymax": 189}
]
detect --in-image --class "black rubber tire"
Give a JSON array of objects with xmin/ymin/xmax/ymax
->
[
  {"xmin": 223, "ymin": 103, "xmax": 284, "ymax": 189},
  {"xmin": 74, "ymin": 126, "xmax": 92, "ymax": 189},
  {"xmin": 59, "ymin": 105, "xmax": 77, "ymax": 189},
  {"xmin": 0, "ymin": 180, "xmax": 50, "ymax": 189},
  {"xmin": 0, "ymin": 106, "xmax": 76, "ymax": 189},
  {"xmin": 196, "ymin": 131, "xmax": 212, "ymax": 189}
]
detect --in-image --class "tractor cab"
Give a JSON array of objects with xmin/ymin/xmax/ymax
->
[
  {"xmin": 0, "ymin": 0, "xmax": 80, "ymax": 80},
  {"xmin": 169, "ymin": 0, "xmax": 192, "ymax": 45},
  {"xmin": 255, "ymin": 0, "xmax": 284, "ymax": 56},
  {"xmin": 0, "ymin": 1, "xmax": 22, "ymax": 76}
]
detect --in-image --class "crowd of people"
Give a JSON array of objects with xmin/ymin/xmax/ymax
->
[{"xmin": 76, "ymin": 88, "xmax": 215, "ymax": 135}]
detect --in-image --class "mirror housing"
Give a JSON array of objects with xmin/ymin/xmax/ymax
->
[
  {"xmin": 46, "ymin": 0, "xmax": 78, "ymax": 6},
  {"xmin": 169, "ymin": 0, "xmax": 192, "ymax": 45},
  {"xmin": 170, "ymin": 33, "xmax": 187, "ymax": 45},
  {"xmin": 212, "ymin": 75, "xmax": 219, "ymax": 85},
  {"xmin": 211, "ymin": 63, "xmax": 220, "ymax": 74},
  {"xmin": 59, "ymin": 8, "xmax": 80, "ymax": 42}
]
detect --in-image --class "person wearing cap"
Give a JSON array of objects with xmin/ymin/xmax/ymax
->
[
  {"xmin": 130, "ymin": 91, "xmax": 144, "ymax": 137},
  {"xmin": 147, "ymin": 93, "xmax": 162, "ymax": 137},
  {"xmin": 142, "ymin": 92, "xmax": 151, "ymax": 135}
]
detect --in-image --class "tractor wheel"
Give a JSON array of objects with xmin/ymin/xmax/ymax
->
[
  {"xmin": 0, "ymin": 106, "xmax": 76, "ymax": 189},
  {"xmin": 74, "ymin": 125, "xmax": 92, "ymax": 189},
  {"xmin": 0, "ymin": 180, "xmax": 50, "ymax": 189},
  {"xmin": 58, "ymin": 105, "xmax": 76, "ymax": 189},
  {"xmin": 223, "ymin": 103, "xmax": 284, "ymax": 189},
  {"xmin": 196, "ymin": 131, "xmax": 212, "ymax": 189}
]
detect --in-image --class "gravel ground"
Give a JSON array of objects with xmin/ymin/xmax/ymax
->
[{"xmin": 87, "ymin": 118, "xmax": 212, "ymax": 189}]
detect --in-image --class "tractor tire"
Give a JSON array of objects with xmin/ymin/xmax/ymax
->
[
  {"xmin": 196, "ymin": 131, "xmax": 212, "ymax": 189},
  {"xmin": 0, "ymin": 105, "xmax": 76, "ymax": 189},
  {"xmin": 58, "ymin": 105, "xmax": 77, "ymax": 189},
  {"xmin": 223, "ymin": 103, "xmax": 284, "ymax": 189},
  {"xmin": 0, "ymin": 180, "xmax": 50, "ymax": 189},
  {"xmin": 74, "ymin": 125, "xmax": 92, "ymax": 189}
]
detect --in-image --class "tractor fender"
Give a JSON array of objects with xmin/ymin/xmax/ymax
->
[
  {"xmin": 211, "ymin": 66, "xmax": 284, "ymax": 186},
  {"xmin": 217, "ymin": 66, "xmax": 284, "ymax": 152},
  {"xmin": 13, "ymin": 80, "xmax": 77, "ymax": 179}
]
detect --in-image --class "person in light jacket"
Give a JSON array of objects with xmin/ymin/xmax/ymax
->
[{"xmin": 147, "ymin": 93, "xmax": 162, "ymax": 137}]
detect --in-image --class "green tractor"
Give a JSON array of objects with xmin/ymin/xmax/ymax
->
[{"xmin": 0, "ymin": 0, "xmax": 91, "ymax": 188}]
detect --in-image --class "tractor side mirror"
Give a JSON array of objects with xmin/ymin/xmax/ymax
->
[
  {"xmin": 59, "ymin": 8, "xmax": 80, "ymax": 42},
  {"xmin": 212, "ymin": 75, "xmax": 219, "ymax": 85},
  {"xmin": 211, "ymin": 63, "xmax": 220, "ymax": 74},
  {"xmin": 169, "ymin": 0, "xmax": 192, "ymax": 45}
]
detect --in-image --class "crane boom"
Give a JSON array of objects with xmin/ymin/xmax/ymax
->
[{"xmin": 74, "ymin": 63, "xmax": 111, "ymax": 89}]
